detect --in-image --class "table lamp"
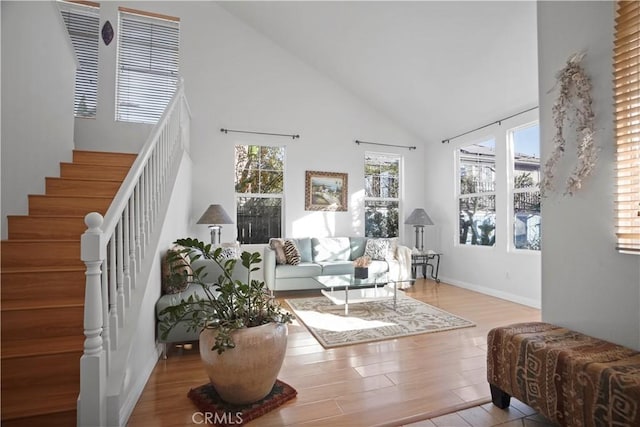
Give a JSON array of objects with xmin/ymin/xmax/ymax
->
[
  {"xmin": 405, "ymin": 208, "xmax": 434, "ymax": 252},
  {"xmin": 197, "ymin": 204, "xmax": 234, "ymax": 245}
]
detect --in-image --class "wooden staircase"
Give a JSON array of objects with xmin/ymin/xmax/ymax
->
[{"xmin": 1, "ymin": 150, "xmax": 137, "ymax": 426}]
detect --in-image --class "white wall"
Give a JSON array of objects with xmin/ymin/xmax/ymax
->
[
  {"xmin": 425, "ymin": 109, "xmax": 541, "ymax": 308},
  {"xmin": 71, "ymin": 1, "xmax": 426, "ymax": 247},
  {"xmin": 538, "ymin": 1, "xmax": 640, "ymax": 349},
  {"xmin": 1, "ymin": 1, "xmax": 76, "ymax": 239}
]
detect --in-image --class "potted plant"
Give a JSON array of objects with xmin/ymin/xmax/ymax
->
[
  {"xmin": 159, "ymin": 237, "xmax": 293, "ymax": 404},
  {"xmin": 353, "ymin": 255, "xmax": 371, "ymax": 279}
]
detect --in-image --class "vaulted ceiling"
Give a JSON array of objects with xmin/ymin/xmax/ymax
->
[{"xmin": 219, "ymin": 1, "xmax": 539, "ymax": 145}]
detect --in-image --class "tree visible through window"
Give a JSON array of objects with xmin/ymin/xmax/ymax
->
[
  {"xmin": 365, "ymin": 152, "xmax": 400, "ymax": 237},
  {"xmin": 458, "ymin": 140, "xmax": 496, "ymax": 246},
  {"xmin": 235, "ymin": 145, "xmax": 284, "ymax": 244}
]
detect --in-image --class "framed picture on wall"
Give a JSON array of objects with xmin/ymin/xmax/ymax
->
[{"xmin": 305, "ymin": 171, "xmax": 348, "ymax": 211}]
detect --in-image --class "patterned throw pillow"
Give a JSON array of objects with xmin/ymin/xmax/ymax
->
[
  {"xmin": 269, "ymin": 238, "xmax": 287, "ymax": 265},
  {"xmin": 161, "ymin": 245, "xmax": 193, "ymax": 294},
  {"xmin": 284, "ymin": 240, "xmax": 301, "ymax": 265},
  {"xmin": 217, "ymin": 242, "xmax": 241, "ymax": 260},
  {"xmin": 364, "ymin": 238, "xmax": 391, "ymax": 261}
]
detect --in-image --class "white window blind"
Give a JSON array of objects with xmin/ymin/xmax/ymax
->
[
  {"xmin": 59, "ymin": 0, "xmax": 99, "ymax": 118},
  {"xmin": 116, "ymin": 8, "xmax": 180, "ymax": 124},
  {"xmin": 614, "ymin": 1, "xmax": 640, "ymax": 254}
]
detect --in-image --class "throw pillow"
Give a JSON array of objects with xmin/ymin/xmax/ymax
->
[
  {"xmin": 217, "ymin": 241, "xmax": 241, "ymax": 260},
  {"xmin": 269, "ymin": 238, "xmax": 287, "ymax": 265},
  {"xmin": 364, "ymin": 238, "xmax": 391, "ymax": 261},
  {"xmin": 283, "ymin": 240, "xmax": 301, "ymax": 265},
  {"xmin": 161, "ymin": 245, "xmax": 193, "ymax": 294}
]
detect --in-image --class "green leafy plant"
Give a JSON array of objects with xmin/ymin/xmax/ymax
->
[{"xmin": 159, "ymin": 237, "xmax": 293, "ymax": 354}]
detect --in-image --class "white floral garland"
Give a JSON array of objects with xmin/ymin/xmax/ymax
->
[{"xmin": 541, "ymin": 52, "xmax": 598, "ymax": 196}]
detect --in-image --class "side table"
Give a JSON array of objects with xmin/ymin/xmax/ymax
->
[{"xmin": 411, "ymin": 251, "xmax": 441, "ymax": 283}]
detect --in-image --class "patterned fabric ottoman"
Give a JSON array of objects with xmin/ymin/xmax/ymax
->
[{"xmin": 487, "ymin": 322, "xmax": 640, "ymax": 427}]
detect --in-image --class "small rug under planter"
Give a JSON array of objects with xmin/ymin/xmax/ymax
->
[
  {"xmin": 187, "ymin": 379, "xmax": 297, "ymax": 426},
  {"xmin": 285, "ymin": 293, "xmax": 475, "ymax": 348}
]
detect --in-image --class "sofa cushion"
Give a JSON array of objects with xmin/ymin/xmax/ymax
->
[
  {"xmin": 284, "ymin": 240, "xmax": 301, "ymax": 265},
  {"xmin": 350, "ymin": 237, "xmax": 367, "ymax": 260},
  {"xmin": 156, "ymin": 282, "xmax": 216, "ymax": 316},
  {"xmin": 312, "ymin": 237, "xmax": 351, "ymax": 262},
  {"xmin": 275, "ymin": 262, "xmax": 322, "ymax": 278},
  {"xmin": 293, "ymin": 238, "xmax": 313, "ymax": 262},
  {"xmin": 369, "ymin": 260, "xmax": 390, "ymax": 274},
  {"xmin": 318, "ymin": 260, "xmax": 354, "ymax": 275}
]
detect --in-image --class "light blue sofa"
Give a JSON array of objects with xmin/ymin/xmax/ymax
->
[{"xmin": 263, "ymin": 237, "xmax": 411, "ymax": 292}]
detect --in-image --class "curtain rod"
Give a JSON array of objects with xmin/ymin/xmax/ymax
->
[
  {"xmin": 355, "ymin": 139, "xmax": 417, "ymax": 150},
  {"xmin": 220, "ymin": 128, "xmax": 300, "ymax": 140},
  {"xmin": 441, "ymin": 106, "xmax": 539, "ymax": 144}
]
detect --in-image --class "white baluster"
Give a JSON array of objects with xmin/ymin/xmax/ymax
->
[
  {"xmin": 79, "ymin": 212, "xmax": 107, "ymax": 427},
  {"xmin": 135, "ymin": 183, "xmax": 143, "ymax": 268},
  {"xmin": 109, "ymin": 237, "xmax": 120, "ymax": 338},
  {"xmin": 128, "ymin": 197, "xmax": 138, "ymax": 281},
  {"xmin": 111, "ymin": 233, "xmax": 125, "ymax": 327},
  {"xmin": 116, "ymin": 219, "xmax": 129, "ymax": 308},
  {"xmin": 123, "ymin": 204, "xmax": 132, "ymax": 293},
  {"xmin": 101, "ymin": 259, "xmax": 112, "ymax": 362}
]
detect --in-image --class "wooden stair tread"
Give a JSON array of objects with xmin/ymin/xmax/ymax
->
[
  {"xmin": 2, "ymin": 300, "xmax": 84, "ymax": 312},
  {"xmin": 1, "ymin": 335, "xmax": 83, "ymax": 359},
  {"xmin": 8, "ymin": 214, "xmax": 84, "ymax": 219},
  {"xmin": 1, "ymin": 385, "xmax": 78, "ymax": 420},
  {"xmin": 28, "ymin": 194, "xmax": 113, "ymax": 200},
  {"xmin": 1, "ymin": 265, "xmax": 85, "ymax": 274}
]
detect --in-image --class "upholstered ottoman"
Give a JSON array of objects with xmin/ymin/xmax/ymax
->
[{"xmin": 487, "ymin": 322, "xmax": 640, "ymax": 427}]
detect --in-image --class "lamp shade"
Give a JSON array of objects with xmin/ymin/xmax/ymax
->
[
  {"xmin": 405, "ymin": 208, "xmax": 434, "ymax": 226},
  {"xmin": 197, "ymin": 204, "xmax": 234, "ymax": 225}
]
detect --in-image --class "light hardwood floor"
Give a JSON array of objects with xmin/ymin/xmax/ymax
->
[{"xmin": 128, "ymin": 279, "xmax": 540, "ymax": 426}]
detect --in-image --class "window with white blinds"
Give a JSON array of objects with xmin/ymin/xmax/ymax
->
[
  {"xmin": 116, "ymin": 8, "xmax": 180, "ymax": 124},
  {"xmin": 59, "ymin": 0, "xmax": 100, "ymax": 118},
  {"xmin": 614, "ymin": 1, "xmax": 640, "ymax": 254}
]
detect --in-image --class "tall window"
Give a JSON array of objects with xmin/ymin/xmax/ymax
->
[
  {"xmin": 614, "ymin": 1, "xmax": 640, "ymax": 254},
  {"xmin": 364, "ymin": 152, "xmax": 400, "ymax": 237},
  {"xmin": 59, "ymin": 0, "xmax": 99, "ymax": 118},
  {"xmin": 510, "ymin": 124, "xmax": 541, "ymax": 250},
  {"xmin": 116, "ymin": 8, "xmax": 179, "ymax": 124},
  {"xmin": 235, "ymin": 145, "xmax": 285, "ymax": 244},
  {"xmin": 458, "ymin": 140, "xmax": 496, "ymax": 246}
]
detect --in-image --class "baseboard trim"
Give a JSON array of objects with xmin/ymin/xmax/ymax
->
[
  {"xmin": 440, "ymin": 276, "xmax": 541, "ymax": 309},
  {"xmin": 118, "ymin": 349, "xmax": 161, "ymax": 426}
]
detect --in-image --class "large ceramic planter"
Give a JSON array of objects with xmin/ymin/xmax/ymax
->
[{"xmin": 199, "ymin": 322, "xmax": 288, "ymax": 404}]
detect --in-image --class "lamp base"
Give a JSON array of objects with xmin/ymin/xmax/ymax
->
[
  {"xmin": 414, "ymin": 225, "xmax": 425, "ymax": 252},
  {"xmin": 209, "ymin": 225, "xmax": 222, "ymax": 246}
]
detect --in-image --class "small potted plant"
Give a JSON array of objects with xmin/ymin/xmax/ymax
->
[
  {"xmin": 353, "ymin": 255, "xmax": 371, "ymax": 279},
  {"xmin": 159, "ymin": 237, "xmax": 293, "ymax": 404}
]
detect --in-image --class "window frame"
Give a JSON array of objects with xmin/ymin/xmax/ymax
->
[
  {"xmin": 456, "ymin": 138, "xmax": 497, "ymax": 248},
  {"xmin": 613, "ymin": 0, "xmax": 640, "ymax": 254},
  {"xmin": 364, "ymin": 151, "xmax": 402, "ymax": 238},
  {"xmin": 115, "ymin": 7, "xmax": 180, "ymax": 124},
  {"xmin": 234, "ymin": 144, "xmax": 285, "ymax": 244},
  {"xmin": 507, "ymin": 121, "xmax": 541, "ymax": 252},
  {"xmin": 58, "ymin": 0, "xmax": 100, "ymax": 119}
]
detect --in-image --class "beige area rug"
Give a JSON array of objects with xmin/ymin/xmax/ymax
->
[{"xmin": 285, "ymin": 292, "xmax": 475, "ymax": 348}]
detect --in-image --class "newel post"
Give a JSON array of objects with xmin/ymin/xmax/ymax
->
[{"xmin": 78, "ymin": 212, "xmax": 107, "ymax": 427}]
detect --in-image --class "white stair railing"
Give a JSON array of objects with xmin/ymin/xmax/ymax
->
[{"xmin": 77, "ymin": 79, "xmax": 190, "ymax": 426}]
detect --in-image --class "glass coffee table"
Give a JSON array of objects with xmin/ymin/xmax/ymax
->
[{"xmin": 313, "ymin": 272, "xmax": 413, "ymax": 315}]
